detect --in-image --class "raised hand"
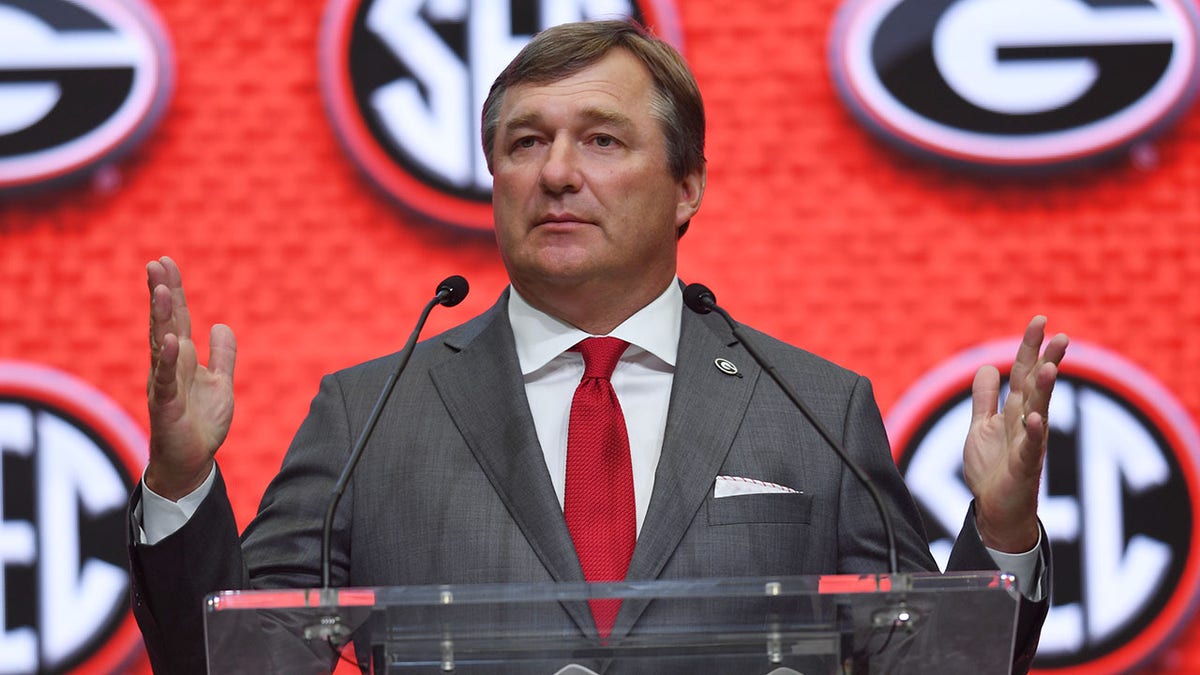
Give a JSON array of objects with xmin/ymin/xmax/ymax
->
[
  {"xmin": 963, "ymin": 316, "xmax": 1069, "ymax": 553},
  {"xmin": 144, "ymin": 256, "xmax": 237, "ymax": 500}
]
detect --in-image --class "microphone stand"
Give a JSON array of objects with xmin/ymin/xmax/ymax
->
[
  {"xmin": 305, "ymin": 276, "xmax": 468, "ymax": 648},
  {"xmin": 682, "ymin": 283, "xmax": 918, "ymax": 669},
  {"xmin": 683, "ymin": 283, "xmax": 899, "ymax": 574}
]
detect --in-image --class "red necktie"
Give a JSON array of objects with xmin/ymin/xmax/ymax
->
[{"xmin": 565, "ymin": 337, "xmax": 636, "ymax": 639}]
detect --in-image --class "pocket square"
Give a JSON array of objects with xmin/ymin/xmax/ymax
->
[{"xmin": 714, "ymin": 475, "xmax": 800, "ymax": 498}]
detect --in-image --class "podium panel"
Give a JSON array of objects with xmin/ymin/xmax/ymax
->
[{"xmin": 205, "ymin": 572, "xmax": 1018, "ymax": 674}]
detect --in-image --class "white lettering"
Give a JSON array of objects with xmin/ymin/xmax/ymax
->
[
  {"xmin": 905, "ymin": 379, "xmax": 1178, "ymax": 656},
  {"xmin": 0, "ymin": 83, "xmax": 60, "ymax": 137},
  {"xmin": 1079, "ymin": 389, "xmax": 1170, "ymax": 641},
  {"xmin": 368, "ymin": 0, "xmax": 473, "ymax": 186},
  {"xmin": 933, "ymin": 0, "xmax": 1173, "ymax": 114},
  {"xmin": 0, "ymin": 404, "xmax": 36, "ymax": 673},
  {"xmin": 468, "ymin": 1, "xmax": 532, "ymax": 188},
  {"xmin": 1032, "ymin": 382, "xmax": 1083, "ymax": 654},
  {"xmin": 37, "ymin": 413, "xmax": 127, "ymax": 668},
  {"xmin": 368, "ymin": 0, "xmax": 635, "ymax": 191}
]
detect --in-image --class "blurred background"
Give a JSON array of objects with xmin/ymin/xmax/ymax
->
[{"xmin": 0, "ymin": 0, "xmax": 1197, "ymax": 672}]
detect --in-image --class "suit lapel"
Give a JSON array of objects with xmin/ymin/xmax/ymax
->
[
  {"xmin": 429, "ymin": 292, "xmax": 594, "ymax": 631},
  {"xmin": 614, "ymin": 307, "xmax": 761, "ymax": 636},
  {"xmin": 430, "ymin": 293, "xmax": 762, "ymax": 639}
]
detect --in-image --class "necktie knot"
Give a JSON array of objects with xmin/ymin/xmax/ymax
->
[{"xmin": 574, "ymin": 337, "xmax": 629, "ymax": 380}]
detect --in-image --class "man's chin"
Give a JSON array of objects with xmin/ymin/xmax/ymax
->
[{"xmin": 510, "ymin": 258, "xmax": 605, "ymax": 292}]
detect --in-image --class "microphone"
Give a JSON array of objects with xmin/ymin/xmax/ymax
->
[
  {"xmin": 683, "ymin": 283, "xmax": 899, "ymax": 575},
  {"xmin": 319, "ymin": 275, "xmax": 469, "ymax": 589},
  {"xmin": 435, "ymin": 275, "xmax": 470, "ymax": 307}
]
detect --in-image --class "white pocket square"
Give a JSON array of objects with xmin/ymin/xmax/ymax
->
[{"xmin": 714, "ymin": 475, "xmax": 800, "ymax": 498}]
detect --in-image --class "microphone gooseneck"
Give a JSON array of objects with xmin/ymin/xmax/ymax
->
[
  {"xmin": 682, "ymin": 282, "xmax": 900, "ymax": 575},
  {"xmin": 320, "ymin": 275, "xmax": 470, "ymax": 588}
]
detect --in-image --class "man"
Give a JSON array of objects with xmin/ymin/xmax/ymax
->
[{"xmin": 130, "ymin": 20, "xmax": 1068, "ymax": 674}]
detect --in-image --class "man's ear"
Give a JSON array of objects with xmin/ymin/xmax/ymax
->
[{"xmin": 675, "ymin": 164, "xmax": 706, "ymax": 238}]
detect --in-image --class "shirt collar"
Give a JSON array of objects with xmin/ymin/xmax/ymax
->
[{"xmin": 508, "ymin": 281, "xmax": 682, "ymax": 375}]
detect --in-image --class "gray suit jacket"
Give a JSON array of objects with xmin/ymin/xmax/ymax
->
[{"xmin": 129, "ymin": 290, "xmax": 1046, "ymax": 673}]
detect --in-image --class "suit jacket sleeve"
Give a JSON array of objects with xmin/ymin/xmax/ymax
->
[
  {"xmin": 843, "ymin": 369, "xmax": 1049, "ymax": 674},
  {"xmin": 128, "ymin": 468, "xmax": 245, "ymax": 675},
  {"xmin": 947, "ymin": 503, "xmax": 1052, "ymax": 675},
  {"xmin": 127, "ymin": 368, "xmax": 360, "ymax": 674}
]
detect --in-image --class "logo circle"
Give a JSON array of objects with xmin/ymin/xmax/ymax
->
[
  {"xmin": 0, "ymin": 0, "xmax": 174, "ymax": 193},
  {"xmin": 714, "ymin": 358, "xmax": 739, "ymax": 376},
  {"xmin": 318, "ymin": 0, "xmax": 684, "ymax": 232},
  {"xmin": 829, "ymin": 0, "xmax": 1200, "ymax": 170},
  {"xmin": 886, "ymin": 340, "xmax": 1200, "ymax": 673},
  {"xmin": 0, "ymin": 361, "xmax": 147, "ymax": 673}
]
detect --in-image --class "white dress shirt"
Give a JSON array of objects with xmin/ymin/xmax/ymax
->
[{"xmin": 508, "ymin": 281, "xmax": 681, "ymax": 535}]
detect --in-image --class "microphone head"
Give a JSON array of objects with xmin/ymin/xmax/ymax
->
[
  {"xmin": 682, "ymin": 283, "xmax": 716, "ymax": 314},
  {"xmin": 436, "ymin": 275, "xmax": 470, "ymax": 307}
]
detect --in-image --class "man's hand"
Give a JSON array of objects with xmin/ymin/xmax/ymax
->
[
  {"xmin": 144, "ymin": 256, "xmax": 236, "ymax": 501},
  {"xmin": 963, "ymin": 316, "xmax": 1069, "ymax": 553}
]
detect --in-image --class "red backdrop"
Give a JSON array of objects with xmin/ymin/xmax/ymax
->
[{"xmin": 1, "ymin": 0, "xmax": 1197, "ymax": 672}]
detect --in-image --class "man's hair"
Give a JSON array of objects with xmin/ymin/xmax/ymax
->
[{"xmin": 481, "ymin": 20, "xmax": 706, "ymax": 186}]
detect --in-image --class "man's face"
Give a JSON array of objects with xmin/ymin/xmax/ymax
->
[{"xmin": 490, "ymin": 48, "xmax": 704, "ymax": 303}]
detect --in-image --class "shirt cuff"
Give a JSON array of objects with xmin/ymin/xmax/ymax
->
[
  {"xmin": 135, "ymin": 464, "xmax": 217, "ymax": 545},
  {"xmin": 985, "ymin": 528, "xmax": 1047, "ymax": 602}
]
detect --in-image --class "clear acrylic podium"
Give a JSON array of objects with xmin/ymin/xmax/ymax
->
[{"xmin": 204, "ymin": 572, "xmax": 1019, "ymax": 674}]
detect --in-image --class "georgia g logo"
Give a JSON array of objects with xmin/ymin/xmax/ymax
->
[
  {"xmin": 887, "ymin": 339, "xmax": 1200, "ymax": 674},
  {"xmin": 319, "ymin": 0, "xmax": 684, "ymax": 233},
  {"xmin": 0, "ymin": 0, "xmax": 174, "ymax": 193},
  {"xmin": 829, "ymin": 0, "xmax": 1200, "ymax": 170}
]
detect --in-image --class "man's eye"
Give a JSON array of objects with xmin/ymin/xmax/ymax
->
[
  {"xmin": 594, "ymin": 135, "xmax": 615, "ymax": 148},
  {"xmin": 515, "ymin": 137, "xmax": 537, "ymax": 149}
]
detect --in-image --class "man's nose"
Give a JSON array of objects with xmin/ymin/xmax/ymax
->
[{"xmin": 539, "ymin": 137, "xmax": 581, "ymax": 194}]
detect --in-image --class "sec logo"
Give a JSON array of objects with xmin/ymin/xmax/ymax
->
[
  {"xmin": 319, "ymin": 0, "xmax": 684, "ymax": 233},
  {"xmin": 0, "ymin": 361, "xmax": 147, "ymax": 673},
  {"xmin": 0, "ymin": 0, "xmax": 174, "ymax": 193},
  {"xmin": 829, "ymin": 0, "xmax": 1200, "ymax": 170},
  {"xmin": 887, "ymin": 339, "xmax": 1200, "ymax": 673}
]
